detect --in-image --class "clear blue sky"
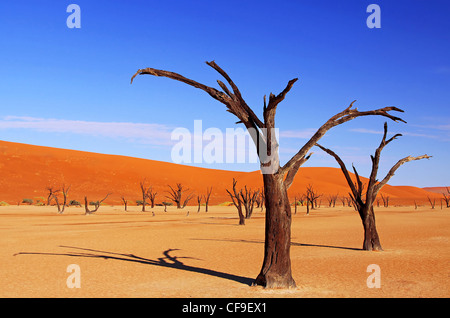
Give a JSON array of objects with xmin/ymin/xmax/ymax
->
[{"xmin": 0, "ymin": 0, "xmax": 449, "ymax": 187}]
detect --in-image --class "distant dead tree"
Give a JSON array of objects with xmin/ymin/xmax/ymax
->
[
  {"xmin": 305, "ymin": 184, "xmax": 322, "ymax": 215},
  {"xmin": 427, "ymin": 196, "xmax": 436, "ymax": 209},
  {"xmin": 240, "ymin": 186, "xmax": 259, "ymax": 219},
  {"xmin": 196, "ymin": 195, "xmax": 202, "ymax": 213},
  {"xmin": 327, "ymin": 194, "xmax": 338, "ymax": 208},
  {"xmin": 84, "ymin": 193, "xmax": 111, "ymax": 215},
  {"xmin": 380, "ymin": 193, "xmax": 390, "ymax": 208},
  {"xmin": 317, "ymin": 122, "xmax": 431, "ymax": 251},
  {"xmin": 182, "ymin": 192, "xmax": 194, "ymax": 208},
  {"xmin": 255, "ymin": 189, "xmax": 264, "ymax": 211},
  {"xmin": 257, "ymin": 189, "xmax": 265, "ymax": 211},
  {"xmin": 53, "ymin": 184, "xmax": 70, "ymax": 214},
  {"xmin": 131, "ymin": 60, "xmax": 407, "ymax": 288},
  {"xmin": 293, "ymin": 195, "xmax": 299, "ymax": 214},
  {"xmin": 166, "ymin": 183, "xmax": 193, "ymax": 209},
  {"xmin": 226, "ymin": 178, "xmax": 245, "ymax": 225},
  {"xmin": 204, "ymin": 187, "xmax": 213, "ymax": 212},
  {"xmin": 340, "ymin": 196, "xmax": 346, "ymax": 207},
  {"xmin": 346, "ymin": 196, "xmax": 354, "ymax": 208},
  {"xmin": 442, "ymin": 187, "xmax": 450, "ymax": 208},
  {"xmin": 147, "ymin": 187, "xmax": 157, "ymax": 208},
  {"xmin": 46, "ymin": 186, "xmax": 58, "ymax": 206},
  {"xmin": 121, "ymin": 196, "xmax": 128, "ymax": 212},
  {"xmin": 139, "ymin": 180, "xmax": 151, "ymax": 212}
]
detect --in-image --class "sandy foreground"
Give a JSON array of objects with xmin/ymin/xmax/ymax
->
[{"xmin": 0, "ymin": 205, "xmax": 448, "ymax": 298}]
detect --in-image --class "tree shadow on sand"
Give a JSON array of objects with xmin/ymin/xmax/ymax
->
[{"xmin": 14, "ymin": 246, "xmax": 254, "ymax": 286}]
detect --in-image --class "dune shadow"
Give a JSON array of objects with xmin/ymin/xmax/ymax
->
[
  {"xmin": 191, "ymin": 238, "xmax": 362, "ymax": 251},
  {"xmin": 14, "ymin": 245, "xmax": 254, "ymax": 286}
]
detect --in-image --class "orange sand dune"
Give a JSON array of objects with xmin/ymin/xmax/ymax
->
[
  {"xmin": 423, "ymin": 187, "xmax": 449, "ymax": 194},
  {"xmin": 0, "ymin": 140, "xmax": 440, "ymax": 206}
]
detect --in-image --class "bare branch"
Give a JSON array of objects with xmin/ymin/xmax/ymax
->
[
  {"xmin": 316, "ymin": 143, "xmax": 360, "ymax": 201},
  {"xmin": 281, "ymin": 101, "xmax": 405, "ymax": 180},
  {"xmin": 373, "ymin": 154, "xmax": 431, "ymax": 196},
  {"xmin": 283, "ymin": 152, "xmax": 312, "ymax": 189}
]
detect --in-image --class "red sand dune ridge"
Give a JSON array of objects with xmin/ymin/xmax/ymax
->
[{"xmin": 0, "ymin": 140, "xmax": 442, "ymax": 206}]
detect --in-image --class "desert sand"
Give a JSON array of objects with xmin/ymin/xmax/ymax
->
[
  {"xmin": 1, "ymin": 140, "xmax": 448, "ymax": 298},
  {"xmin": 1, "ymin": 204, "xmax": 448, "ymax": 298}
]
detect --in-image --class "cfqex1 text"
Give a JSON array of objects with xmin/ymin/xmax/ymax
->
[{"xmin": 182, "ymin": 301, "xmax": 266, "ymax": 315}]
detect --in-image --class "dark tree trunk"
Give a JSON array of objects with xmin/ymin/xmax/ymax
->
[
  {"xmin": 238, "ymin": 208, "xmax": 245, "ymax": 225},
  {"xmin": 255, "ymin": 173, "xmax": 296, "ymax": 288},
  {"xmin": 360, "ymin": 206, "xmax": 383, "ymax": 251}
]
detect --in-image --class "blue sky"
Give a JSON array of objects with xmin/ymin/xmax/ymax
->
[{"xmin": 0, "ymin": 0, "xmax": 449, "ymax": 187}]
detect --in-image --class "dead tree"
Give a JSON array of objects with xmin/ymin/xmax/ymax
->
[
  {"xmin": 147, "ymin": 187, "xmax": 157, "ymax": 208},
  {"xmin": 327, "ymin": 194, "xmax": 338, "ymax": 208},
  {"xmin": 84, "ymin": 193, "xmax": 111, "ymax": 215},
  {"xmin": 182, "ymin": 192, "xmax": 194, "ymax": 208},
  {"xmin": 259, "ymin": 189, "xmax": 265, "ymax": 211},
  {"xmin": 427, "ymin": 196, "xmax": 436, "ymax": 209},
  {"xmin": 226, "ymin": 178, "xmax": 245, "ymax": 225},
  {"xmin": 121, "ymin": 196, "xmax": 128, "ymax": 212},
  {"xmin": 240, "ymin": 186, "xmax": 259, "ymax": 219},
  {"xmin": 46, "ymin": 186, "xmax": 58, "ymax": 206},
  {"xmin": 132, "ymin": 60, "xmax": 407, "ymax": 288},
  {"xmin": 166, "ymin": 183, "xmax": 192, "ymax": 209},
  {"xmin": 317, "ymin": 122, "xmax": 431, "ymax": 251},
  {"xmin": 380, "ymin": 193, "xmax": 390, "ymax": 207},
  {"xmin": 305, "ymin": 184, "xmax": 322, "ymax": 215},
  {"xmin": 139, "ymin": 180, "xmax": 151, "ymax": 212},
  {"xmin": 293, "ymin": 196, "xmax": 298, "ymax": 214},
  {"xmin": 53, "ymin": 184, "xmax": 70, "ymax": 214},
  {"xmin": 197, "ymin": 195, "xmax": 202, "ymax": 212},
  {"xmin": 204, "ymin": 187, "xmax": 213, "ymax": 212},
  {"xmin": 442, "ymin": 187, "xmax": 450, "ymax": 208}
]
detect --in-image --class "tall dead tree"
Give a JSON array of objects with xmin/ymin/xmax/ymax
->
[
  {"xmin": 204, "ymin": 187, "xmax": 213, "ymax": 212},
  {"xmin": 84, "ymin": 193, "xmax": 111, "ymax": 215},
  {"xmin": 132, "ymin": 60, "xmax": 407, "ymax": 288},
  {"xmin": 317, "ymin": 122, "xmax": 431, "ymax": 251},
  {"xmin": 226, "ymin": 178, "xmax": 245, "ymax": 225}
]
